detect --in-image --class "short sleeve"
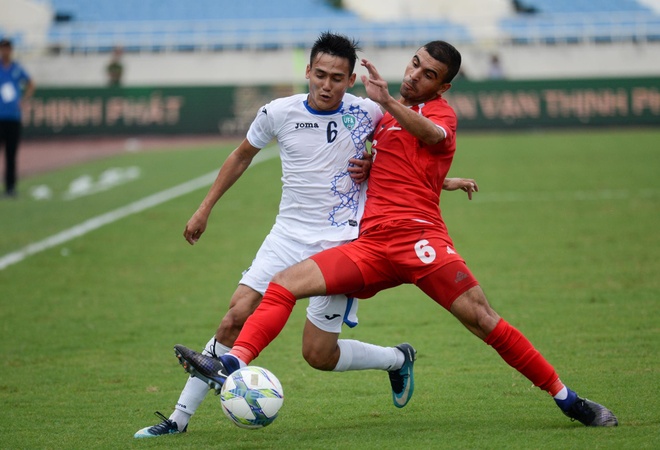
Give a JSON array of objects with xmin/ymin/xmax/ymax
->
[
  {"xmin": 246, "ymin": 104, "xmax": 274, "ymax": 149},
  {"xmin": 421, "ymin": 100, "xmax": 457, "ymax": 153}
]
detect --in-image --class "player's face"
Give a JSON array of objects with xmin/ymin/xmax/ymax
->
[
  {"xmin": 305, "ymin": 52, "xmax": 356, "ymax": 111},
  {"xmin": 399, "ymin": 48, "xmax": 451, "ymax": 106},
  {"xmin": 0, "ymin": 45, "xmax": 11, "ymax": 62}
]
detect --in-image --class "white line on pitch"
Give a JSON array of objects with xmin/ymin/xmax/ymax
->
[{"xmin": 0, "ymin": 146, "xmax": 279, "ymax": 271}]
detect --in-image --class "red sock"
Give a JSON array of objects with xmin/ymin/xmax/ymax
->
[
  {"xmin": 231, "ymin": 282, "xmax": 297, "ymax": 364},
  {"xmin": 485, "ymin": 319, "xmax": 561, "ymax": 394}
]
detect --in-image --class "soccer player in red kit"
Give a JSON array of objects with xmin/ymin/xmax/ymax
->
[{"xmin": 176, "ymin": 41, "xmax": 617, "ymax": 427}]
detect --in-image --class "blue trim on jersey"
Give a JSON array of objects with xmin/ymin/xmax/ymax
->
[
  {"xmin": 303, "ymin": 99, "xmax": 344, "ymax": 115},
  {"xmin": 328, "ymin": 103, "xmax": 375, "ymax": 228},
  {"xmin": 342, "ymin": 297, "xmax": 358, "ymax": 328}
]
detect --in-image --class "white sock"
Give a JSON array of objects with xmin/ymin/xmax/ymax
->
[
  {"xmin": 333, "ymin": 339, "xmax": 402, "ymax": 372},
  {"xmin": 203, "ymin": 337, "xmax": 232, "ymax": 359},
  {"xmin": 553, "ymin": 386, "xmax": 568, "ymax": 401},
  {"xmin": 168, "ymin": 337, "xmax": 232, "ymax": 430},
  {"xmin": 170, "ymin": 377, "xmax": 206, "ymax": 431},
  {"xmin": 170, "ymin": 409, "xmax": 191, "ymax": 430},
  {"xmin": 226, "ymin": 353, "xmax": 248, "ymax": 368}
]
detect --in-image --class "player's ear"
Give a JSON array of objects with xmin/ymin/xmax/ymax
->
[
  {"xmin": 348, "ymin": 72, "xmax": 357, "ymax": 88},
  {"xmin": 305, "ymin": 64, "xmax": 311, "ymax": 80},
  {"xmin": 437, "ymin": 82, "xmax": 451, "ymax": 96}
]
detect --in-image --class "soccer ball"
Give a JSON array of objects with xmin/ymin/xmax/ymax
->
[{"xmin": 220, "ymin": 366, "xmax": 284, "ymax": 429}]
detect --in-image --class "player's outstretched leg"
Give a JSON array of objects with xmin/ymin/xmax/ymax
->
[
  {"xmin": 388, "ymin": 343, "xmax": 417, "ymax": 408},
  {"xmin": 174, "ymin": 345, "xmax": 240, "ymax": 393},
  {"xmin": 134, "ymin": 411, "xmax": 187, "ymax": 438},
  {"xmin": 556, "ymin": 389, "xmax": 618, "ymax": 427}
]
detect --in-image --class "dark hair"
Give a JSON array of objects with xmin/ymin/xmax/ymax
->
[
  {"xmin": 310, "ymin": 32, "xmax": 360, "ymax": 74},
  {"xmin": 0, "ymin": 38, "xmax": 12, "ymax": 48},
  {"xmin": 423, "ymin": 41, "xmax": 462, "ymax": 83}
]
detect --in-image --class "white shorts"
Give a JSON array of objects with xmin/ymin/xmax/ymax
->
[{"xmin": 239, "ymin": 230, "xmax": 358, "ymax": 333}]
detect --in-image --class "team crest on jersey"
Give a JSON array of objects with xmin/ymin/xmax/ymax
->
[{"xmin": 342, "ymin": 114, "xmax": 356, "ymax": 131}]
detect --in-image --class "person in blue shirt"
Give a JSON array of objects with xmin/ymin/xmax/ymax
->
[{"xmin": 0, "ymin": 38, "xmax": 35, "ymax": 198}]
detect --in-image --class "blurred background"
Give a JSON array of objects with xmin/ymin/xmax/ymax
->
[{"xmin": 2, "ymin": 0, "xmax": 659, "ymax": 138}]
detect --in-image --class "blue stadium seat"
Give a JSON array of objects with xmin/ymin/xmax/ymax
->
[
  {"xmin": 45, "ymin": 0, "xmax": 473, "ymax": 52},
  {"xmin": 516, "ymin": 0, "xmax": 651, "ymax": 14},
  {"xmin": 503, "ymin": 0, "xmax": 660, "ymax": 43}
]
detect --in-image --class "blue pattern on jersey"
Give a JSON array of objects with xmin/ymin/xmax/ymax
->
[{"xmin": 328, "ymin": 104, "xmax": 374, "ymax": 227}]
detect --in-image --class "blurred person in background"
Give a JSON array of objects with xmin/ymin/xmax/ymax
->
[
  {"xmin": 487, "ymin": 54, "xmax": 505, "ymax": 80},
  {"xmin": 0, "ymin": 38, "xmax": 35, "ymax": 198},
  {"xmin": 106, "ymin": 46, "xmax": 124, "ymax": 87}
]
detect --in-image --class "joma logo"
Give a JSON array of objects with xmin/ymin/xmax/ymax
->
[{"xmin": 295, "ymin": 122, "xmax": 319, "ymax": 129}]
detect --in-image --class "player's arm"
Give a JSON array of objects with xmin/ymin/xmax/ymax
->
[
  {"xmin": 20, "ymin": 78, "xmax": 35, "ymax": 107},
  {"xmin": 443, "ymin": 177, "xmax": 479, "ymax": 200},
  {"xmin": 360, "ymin": 59, "xmax": 444, "ymax": 145},
  {"xmin": 183, "ymin": 138, "xmax": 261, "ymax": 245}
]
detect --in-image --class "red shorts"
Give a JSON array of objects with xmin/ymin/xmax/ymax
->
[{"xmin": 311, "ymin": 220, "xmax": 480, "ymax": 310}]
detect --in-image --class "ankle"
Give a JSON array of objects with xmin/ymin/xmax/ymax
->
[
  {"xmin": 169, "ymin": 410, "xmax": 191, "ymax": 431},
  {"xmin": 554, "ymin": 388, "xmax": 578, "ymax": 411}
]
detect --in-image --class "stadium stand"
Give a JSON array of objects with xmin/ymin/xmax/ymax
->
[
  {"xmin": 514, "ymin": 0, "xmax": 649, "ymax": 14},
  {"xmin": 4, "ymin": 0, "xmax": 659, "ymax": 84},
  {"xmin": 3, "ymin": 0, "xmax": 657, "ymax": 54},
  {"xmin": 44, "ymin": 0, "xmax": 471, "ymax": 53},
  {"xmin": 502, "ymin": 0, "xmax": 660, "ymax": 44}
]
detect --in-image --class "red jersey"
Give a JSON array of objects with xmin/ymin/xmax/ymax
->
[{"xmin": 361, "ymin": 95, "xmax": 457, "ymax": 233}]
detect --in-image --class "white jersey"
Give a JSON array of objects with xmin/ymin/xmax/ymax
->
[{"xmin": 247, "ymin": 93, "xmax": 383, "ymax": 244}]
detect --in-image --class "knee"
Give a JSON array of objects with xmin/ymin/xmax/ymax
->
[
  {"xmin": 470, "ymin": 306, "xmax": 500, "ymax": 340},
  {"xmin": 302, "ymin": 343, "xmax": 336, "ymax": 371},
  {"xmin": 270, "ymin": 270, "xmax": 289, "ymax": 287},
  {"xmin": 476, "ymin": 308, "xmax": 500, "ymax": 336},
  {"xmin": 451, "ymin": 286, "xmax": 501, "ymax": 339}
]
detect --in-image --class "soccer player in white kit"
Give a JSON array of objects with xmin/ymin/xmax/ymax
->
[{"xmin": 135, "ymin": 32, "xmax": 478, "ymax": 438}]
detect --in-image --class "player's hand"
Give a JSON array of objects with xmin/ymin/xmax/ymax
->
[
  {"xmin": 360, "ymin": 59, "xmax": 391, "ymax": 105},
  {"xmin": 183, "ymin": 211, "xmax": 209, "ymax": 245},
  {"xmin": 348, "ymin": 151, "xmax": 372, "ymax": 184},
  {"xmin": 443, "ymin": 178, "xmax": 479, "ymax": 200}
]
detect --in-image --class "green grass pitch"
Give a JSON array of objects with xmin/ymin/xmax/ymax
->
[{"xmin": 0, "ymin": 129, "xmax": 658, "ymax": 449}]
